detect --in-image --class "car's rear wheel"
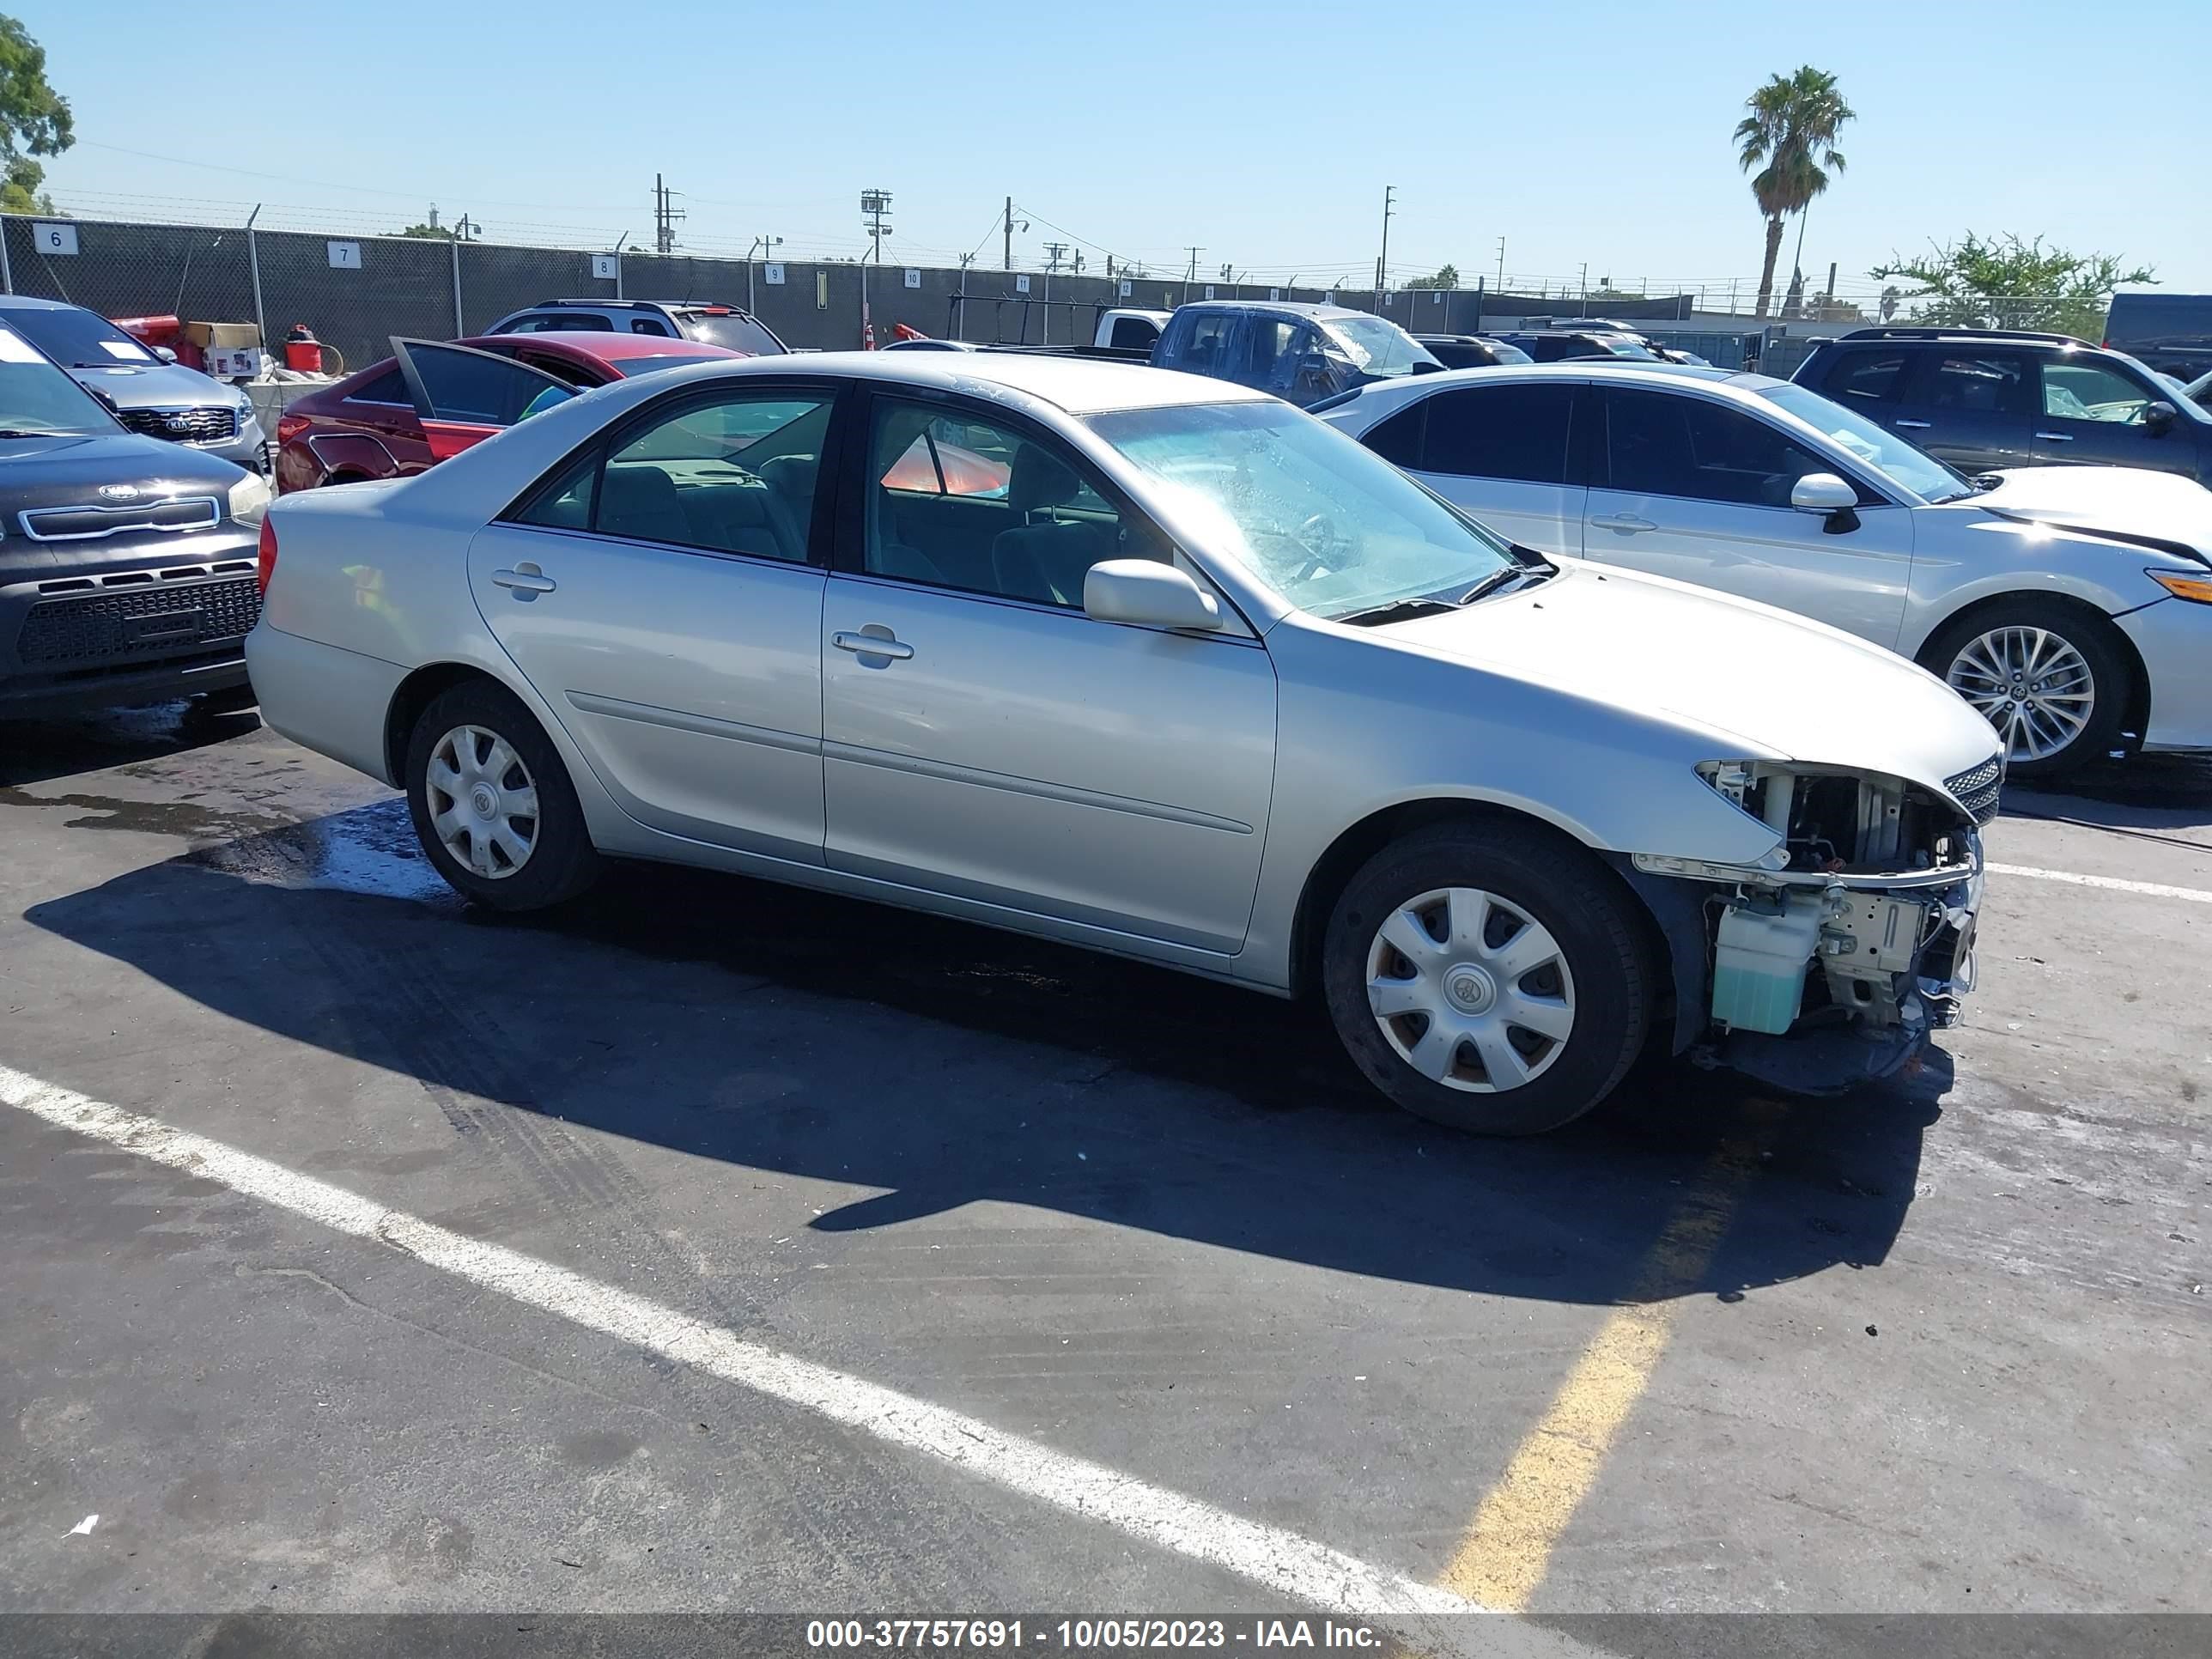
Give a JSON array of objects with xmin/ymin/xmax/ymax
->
[
  {"xmin": 404, "ymin": 679, "xmax": 600, "ymax": 910},
  {"xmin": 1321, "ymin": 821, "xmax": 1650, "ymax": 1136},
  {"xmin": 1923, "ymin": 600, "xmax": 2130, "ymax": 781}
]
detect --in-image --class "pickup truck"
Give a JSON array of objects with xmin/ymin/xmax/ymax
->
[{"xmin": 1093, "ymin": 308, "xmax": 1170, "ymax": 351}]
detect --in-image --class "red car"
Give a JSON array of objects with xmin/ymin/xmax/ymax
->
[{"xmin": 273, "ymin": 331, "xmax": 744, "ymax": 492}]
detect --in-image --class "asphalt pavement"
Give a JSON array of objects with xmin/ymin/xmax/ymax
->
[{"xmin": 0, "ymin": 703, "xmax": 2204, "ymax": 1654}]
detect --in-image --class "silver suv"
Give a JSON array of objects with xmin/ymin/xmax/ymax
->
[{"xmin": 482, "ymin": 299, "xmax": 786, "ymax": 356}]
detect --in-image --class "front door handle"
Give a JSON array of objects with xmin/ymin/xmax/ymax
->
[
  {"xmin": 491, "ymin": 566, "xmax": 557, "ymax": 594},
  {"xmin": 2033, "ymin": 431, "xmax": 2075, "ymax": 442},
  {"xmin": 1893, "ymin": 418, "xmax": 1933, "ymax": 430},
  {"xmin": 833, "ymin": 629, "xmax": 915, "ymax": 661},
  {"xmin": 1590, "ymin": 514, "xmax": 1656, "ymax": 532}
]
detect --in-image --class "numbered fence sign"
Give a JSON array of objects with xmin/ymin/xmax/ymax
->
[
  {"xmin": 327, "ymin": 240, "xmax": 362, "ymax": 270},
  {"xmin": 591, "ymin": 253, "xmax": 619, "ymax": 280},
  {"xmin": 33, "ymin": 222, "xmax": 78, "ymax": 257},
  {"xmin": 1014, "ymin": 274, "xmax": 1030, "ymax": 294},
  {"xmin": 902, "ymin": 268, "xmax": 921, "ymax": 289},
  {"xmin": 1204, "ymin": 285, "xmax": 1215, "ymax": 300},
  {"xmin": 763, "ymin": 263, "xmax": 786, "ymax": 285},
  {"xmin": 1119, "ymin": 280, "xmax": 1132, "ymax": 298}
]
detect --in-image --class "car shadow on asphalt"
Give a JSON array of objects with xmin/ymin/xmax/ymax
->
[
  {"xmin": 25, "ymin": 799, "xmax": 1945, "ymax": 1310},
  {"xmin": 0, "ymin": 700, "xmax": 258, "ymax": 789},
  {"xmin": 1999, "ymin": 751, "xmax": 2212, "ymax": 836}
]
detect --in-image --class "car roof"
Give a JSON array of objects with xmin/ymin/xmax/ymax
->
[
  {"xmin": 461, "ymin": 331, "xmax": 742, "ymax": 363},
  {"xmin": 1338, "ymin": 362, "xmax": 1783, "ymax": 414},
  {"xmin": 1173, "ymin": 300, "xmax": 1366, "ymax": 322},
  {"xmin": 828, "ymin": 349, "xmax": 1273, "ymax": 414},
  {"xmin": 529, "ymin": 298, "xmax": 739, "ymax": 313},
  {"xmin": 0, "ymin": 295, "xmax": 78, "ymax": 312}
]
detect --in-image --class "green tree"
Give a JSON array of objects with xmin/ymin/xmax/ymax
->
[
  {"xmin": 0, "ymin": 14, "xmax": 71, "ymax": 214},
  {"xmin": 1735, "ymin": 65, "xmax": 1853, "ymax": 319},
  {"xmin": 1870, "ymin": 233, "xmax": 2154, "ymax": 341},
  {"xmin": 398, "ymin": 221, "xmax": 455, "ymax": 240},
  {"xmin": 1406, "ymin": 263, "xmax": 1460, "ymax": 289}
]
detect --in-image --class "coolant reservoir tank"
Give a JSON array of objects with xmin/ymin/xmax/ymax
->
[{"xmin": 1711, "ymin": 894, "xmax": 1826, "ymax": 1035}]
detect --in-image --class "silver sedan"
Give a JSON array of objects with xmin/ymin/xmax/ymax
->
[{"xmin": 247, "ymin": 352, "xmax": 2001, "ymax": 1134}]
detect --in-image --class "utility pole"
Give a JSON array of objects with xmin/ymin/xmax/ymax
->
[
  {"xmin": 1495, "ymin": 235, "xmax": 1505, "ymax": 290},
  {"xmin": 1579, "ymin": 261, "xmax": 1589, "ymax": 303},
  {"xmin": 860, "ymin": 189, "xmax": 893, "ymax": 264},
  {"xmin": 652, "ymin": 174, "xmax": 684, "ymax": 255},
  {"xmin": 1043, "ymin": 241, "xmax": 1068, "ymax": 272},
  {"xmin": 1005, "ymin": 197, "xmax": 1014, "ymax": 270},
  {"xmin": 1185, "ymin": 246, "xmax": 1203, "ymax": 283},
  {"xmin": 746, "ymin": 234, "xmax": 781, "ymax": 314},
  {"xmin": 1374, "ymin": 185, "xmax": 1395, "ymax": 311}
]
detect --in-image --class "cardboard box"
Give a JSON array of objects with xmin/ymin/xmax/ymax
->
[
  {"xmin": 203, "ymin": 344, "xmax": 266, "ymax": 380},
  {"xmin": 184, "ymin": 320, "xmax": 262, "ymax": 350}
]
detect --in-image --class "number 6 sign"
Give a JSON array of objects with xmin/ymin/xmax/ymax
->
[{"xmin": 33, "ymin": 222, "xmax": 78, "ymax": 257}]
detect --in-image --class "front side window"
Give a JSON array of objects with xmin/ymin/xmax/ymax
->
[
  {"xmin": 1604, "ymin": 388, "xmax": 1836, "ymax": 507},
  {"xmin": 1090, "ymin": 399, "xmax": 1516, "ymax": 621},
  {"xmin": 404, "ymin": 343, "xmax": 574, "ymax": 426},
  {"xmin": 2041, "ymin": 361, "xmax": 2155, "ymax": 424},
  {"xmin": 525, "ymin": 391, "xmax": 830, "ymax": 562},
  {"xmin": 1918, "ymin": 353, "xmax": 2033, "ymax": 415},
  {"xmin": 1418, "ymin": 385, "xmax": 1575, "ymax": 484},
  {"xmin": 865, "ymin": 398, "xmax": 1146, "ymax": 607}
]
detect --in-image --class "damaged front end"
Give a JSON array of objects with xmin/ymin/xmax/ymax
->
[{"xmin": 1633, "ymin": 756, "xmax": 1999, "ymax": 1093}]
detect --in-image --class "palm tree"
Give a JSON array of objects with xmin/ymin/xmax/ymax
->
[{"xmin": 1735, "ymin": 66, "xmax": 1854, "ymax": 319}]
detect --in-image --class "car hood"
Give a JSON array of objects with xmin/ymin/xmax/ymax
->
[
  {"xmin": 0, "ymin": 428, "xmax": 247, "ymax": 499},
  {"xmin": 66, "ymin": 361, "xmax": 242, "ymax": 410},
  {"xmin": 1376, "ymin": 562, "xmax": 2001, "ymax": 802},
  {"xmin": 1972, "ymin": 465, "xmax": 2212, "ymax": 562}
]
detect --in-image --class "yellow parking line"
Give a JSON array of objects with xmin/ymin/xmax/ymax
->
[{"xmin": 1437, "ymin": 1098, "xmax": 1788, "ymax": 1611}]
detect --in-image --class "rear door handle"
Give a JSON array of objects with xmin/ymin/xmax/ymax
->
[
  {"xmin": 833, "ymin": 629, "xmax": 915, "ymax": 661},
  {"xmin": 490, "ymin": 566, "xmax": 556, "ymax": 594},
  {"xmin": 1893, "ymin": 418, "xmax": 1932, "ymax": 430},
  {"xmin": 1590, "ymin": 514, "xmax": 1656, "ymax": 532},
  {"xmin": 2033, "ymin": 431, "xmax": 2075, "ymax": 442}
]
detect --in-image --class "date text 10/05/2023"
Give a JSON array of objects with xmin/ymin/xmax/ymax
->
[{"xmin": 805, "ymin": 1620, "xmax": 1387, "ymax": 1650}]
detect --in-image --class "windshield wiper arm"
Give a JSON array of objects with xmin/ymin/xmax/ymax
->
[
  {"xmin": 0, "ymin": 428, "xmax": 70, "ymax": 439},
  {"xmin": 1458, "ymin": 562, "xmax": 1550, "ymax": 605},
  {"xmin": 1333, "ymin": 598, "xmax": 1461, "ymax": 627}
]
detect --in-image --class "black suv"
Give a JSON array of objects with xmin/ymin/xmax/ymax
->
[
  {"xmin": 1792, "ymin": 326, "xmax": 2212, "ymax": 484},
  {"xmin": 0, "ymin": 320, "xmax": 264, "ymax": 718},
  {"xmin": 1413, "ymin": 334, "xmax": 1533, "ymax": 369},
  {"xmin": 1490, "ymin": 329, "xmax": 1660, "ymax": 363}
]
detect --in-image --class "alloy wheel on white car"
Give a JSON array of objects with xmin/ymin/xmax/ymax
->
[
  {"xmin": 424, "ymin": 723, "xmax": 541, "ymax": 879},
  {"xmin": 1944, "ymin": 625, "xmax": 2094, "ymax": 765},
  {"xmin": 1364, "ymin": 885, "xmax": 1577, "ymax": 1092}
]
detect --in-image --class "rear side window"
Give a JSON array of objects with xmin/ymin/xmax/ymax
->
[
  {"xmin": 1915, "ymin": 353, "xmax": 2033, "ymax": 416},
  {"xmin": 631, "ymin": 318, "xmax": 675, "ymax": 337},
  {"xmin": 347, "ymin": 367, "xmax": 408, "ymax": 404},
  {"xmin": 1362, "ymin": 401, "xmax": 1427, "ymax": 468},
  {"xmin": 1108, "ymin": 316, "xmax": 1160, "ymax": 350},
  {"xmin": 678, "ymin": 311, "xmax": 784, "ymax": 354},
  {"xmin": 405, "ymin": 344, "xmax": 571, "ymax": 425},
  {"xmin": 1157, "ymin": 311, "xmax": 1240, "ymax": 379},
  {"xmin": 1820, "ymin": 349, "xmax": 1907, "ymax": 404},
  {"xmin": 504, "ymin": 313, "xmax": 612, "ymax": 333},
  {"xmin": 1419, "ymin": 385, "xmax": 1576, "ymax": 484}
]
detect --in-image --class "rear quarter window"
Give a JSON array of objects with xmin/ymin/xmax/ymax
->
[{"xmin": 1821, "ymin": 349, "xmax": 1909, "ymax": 404}]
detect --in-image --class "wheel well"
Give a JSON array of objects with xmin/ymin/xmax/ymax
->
[
  {"xmin": 1286, "ymin": 799, "xmax": 1668, "ymax": 1008},
  {"xmin": 1916, "ymin": 591, "xmax": 2151, "ymax": 744},
  {"xmin": 383, "ymin": 663, "xmax": 495, "ymax": 783}
]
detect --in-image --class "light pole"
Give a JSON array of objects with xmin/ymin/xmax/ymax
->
[
  {"xmin": 746, "ymin": 234, "xmax": 781, "ymax": 314},
  {"xmin": 860, "ymin": 191, "xmax": 893, "ymax": 349},
  {"xmin": 1374, "ymin": 185, "xmax": 1395, "ymax": 313}
]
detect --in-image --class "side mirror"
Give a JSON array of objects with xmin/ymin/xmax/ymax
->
[
  {"xmin": 1790, "ymin": 472, "xmax": 1858, "ymax": 513},
  {"xmin": 1084, "ymin": 558, "xmax": 1221, "ymax": 630},
  {"xmin": 154, "ymin": 346, "xmax": 179, "ymax": 364},
  {"xmin": 2143, "ymin": 400, "xmax": 2179, "ymax": 435}
]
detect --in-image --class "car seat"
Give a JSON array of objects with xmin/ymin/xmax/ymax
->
[{"xmin": 989, "ymin": 445, "xmax": 1118, "ymax": 606}]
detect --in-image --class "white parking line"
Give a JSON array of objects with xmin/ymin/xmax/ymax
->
[
  {"xmin": 0, "ymin": 1063, "xmax": 1554, "ymax": 1640},
  {"xmin": 1987, "ymin": 863, "xmax": 2212, "ymax": 905}
]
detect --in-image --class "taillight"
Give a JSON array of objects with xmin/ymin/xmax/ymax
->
[
  {"xmin": 276, "ymin": 412, "xmax": 309, "ymax": 446},
  {"xmin": 256, "ymin": 517, "xmax": 277, "ymax": 593}
]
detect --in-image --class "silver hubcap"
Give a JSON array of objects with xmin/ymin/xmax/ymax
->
[
  {"xmin": 1946, "ymin": 626, "xmax": 2094, "ymax": 763},
  {"xmin": 425, "ymin": 724, "xmax": 539, "ymax": 879},
  {"xmin": 1365, "ymin": 886, "xmax": 1576, "ymax": 1094}
]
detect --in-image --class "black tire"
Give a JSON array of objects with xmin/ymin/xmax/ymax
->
[
  {"xmin": 404, "ymin": 678, "xmax": 601, "ymax": 911},
  {"xmin": 1321, "ymin": 820, "xmax": 1650, "ymax": 1136},
  {"xmin": 1921, "ymin": 599, "xmax": 2131, "ymax": 782}
]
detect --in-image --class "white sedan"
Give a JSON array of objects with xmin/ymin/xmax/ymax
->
[
  {"xmin": 1321, "ymin": 362, "xmax": 2212, "ymax": 778},
  {"xmin": 248, "ymin": 351, "xmax": 2000, "ymax": 1134}
]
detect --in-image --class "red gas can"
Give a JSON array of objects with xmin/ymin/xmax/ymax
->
[{"xmin": 283, "ymin": 324, "xmax": 324, "ymax": 373}]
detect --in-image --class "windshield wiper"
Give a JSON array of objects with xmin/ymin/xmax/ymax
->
[
  {"xmin": 1333, "ymin": 597, "xmax": 1461, "ymax": 627},
  {"xmin": 1458, "ymin": 562, "xmax": 1550, "ymax": 604},
  {"xmin": 0, "ymin": 428, "xmax": 70, "ymax": 439}
]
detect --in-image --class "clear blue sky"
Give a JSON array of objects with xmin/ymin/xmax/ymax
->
[{"xmin": 27, "ymin": 0, "xmax": 2209, "ymax": 301}]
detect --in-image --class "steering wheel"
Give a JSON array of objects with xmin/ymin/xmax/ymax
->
[{"xmin": 1290, "ymin": 512, "xmax": 1352, "ymax": 580}]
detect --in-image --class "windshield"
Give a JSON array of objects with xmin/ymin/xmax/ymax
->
[
  {"xmin": 1088, "ymin": 400, "xmax": 1519, "ymax": 620},
  {"xmin": 4, "ymin": 304, "xmax": 160, "ymax": 368},
  {"xmin": 1759, "ymin": 382, "xmax": 1978, "ymax": 503},
  {"xmin": 0, "ymin": 325, "xmax": 123, "ymax": 434},
  {"xmin": 678, "ymin": 311, "xmax": 785, "ymax": 355},
  {"xmin": 1320, "ymin": 316, "xmax": 1439, "ymax": 378}
]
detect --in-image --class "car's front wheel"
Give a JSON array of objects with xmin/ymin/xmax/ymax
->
[
  {"xmin": 1321, "ymin": 821, "xmax": 1650, "ymax": 1136},
  {"xmin": 404, "ymin": 678, "xmax": 601, "ymax": 910},
  {"xmin": 1924, "ymin": 600, "xmax": 2130, "ymax": 781}
]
